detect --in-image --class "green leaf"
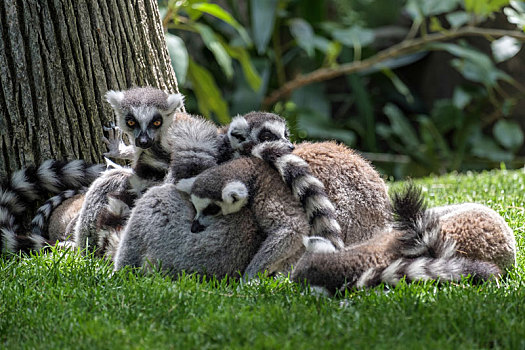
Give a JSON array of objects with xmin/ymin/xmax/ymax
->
[
  {"xmin": 493, "ymin": 120, "xmax": 524, "ymax": 150},
  {"xmin": 165, "ymin": 33, "xmax": 189, "ymax": 84},
  {"xmin": 418, "ymin": 115, "xmax": 451, "ymax": 159},
  {"xmin": 446, "ymin": 11, "xmax": 471, "ymax": 28},
  {"xmin": 289, "ymin": 18, "xmax": 315, "ymax": 56},
  {"xmin": 222, "ymin": 42, "xmax": 262, "ymax": 91},
  {"xmin": 382, "ymin": 68, "xmax": 414, "ymax": 104},
  {"xmin": 187, "ymin": 58, "xmax": 230, "ymax": 124},
  {"xmin": 323, "ymin": 41, "xmax": 342, "ymax": 67},
  {"xmin": 429, "ymin": 42, "xmax": 513, "ymax": 88},
  {"xmin": 465, "ymin": 0, "xmax": 510, "ymax": 16},
  {"xmin": 383, "ymin": 104, "xmax": 420, "ymax": 151},
  {"xmin": 193, "ymin": 23, "xmax": 233, "ymax": 79},
  {"xmin": 491, "ymin": 36, "xmax": 522, "ymax": 63},
  {"xmin": 504, "ymin": 5, "xmax": 525, "ymax": 31},
  {"xmin": 406, "ymin": 0, "xmax": 462, "ymax": 19},
  {"xmin": 452, "ymin": 86, "xmax": 472, "ymax": 109},
  {"xmin": 430, "ymin": 100, "xmax": 463, "ymax": 133},
  {"xmin": 470, "ymin": 136, "xmax": 514, "ymax": 162},
  {"xmin": 250, "ymin": 0, "xmax": 278, "ymax": 54},
  {"xmin": 332, "ymin": 26, "xmax": 375, "ymax": 48},
  {"xmin": 191, "ymin": 3, "xmax": 252, "ymax": 46},
  {"xmin": 291, "ymin": 84, "xmax": 330, "ymax": 116}
]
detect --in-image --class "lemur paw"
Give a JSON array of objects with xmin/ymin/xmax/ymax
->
[{"xmin": 102, "ymin": 124, "xmax": 134, "ymax": 160}]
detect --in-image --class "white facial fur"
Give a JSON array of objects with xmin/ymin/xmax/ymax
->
[
  {"xmin": 190, "ymin": 195, "xmax": 216, "ymax": 227},
  {"xmin": 220, "ymin": 181, "xmax": 248, "ymax": 214},
  {"xmin": 227, "ymin": 116, "xmax": 250, "ymax": 150},
  {"xmin": 184, "ymin": 180, "xmax": 249, "ymax": 228},
  {"xmin": 105, "ymin": 90, "xmax": 183, "ymax": 144},
  {"xmin": 251, "ymin": 120, "xmax": 287, "ymax": 143}
]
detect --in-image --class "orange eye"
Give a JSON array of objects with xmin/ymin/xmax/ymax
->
[
  {"xmin": 126, "ymin": 120, "xmax": 136, "ymax": 127},
  {"xmin": 153, "ymin": 120, "xmax": 162, "ymax": 127}
]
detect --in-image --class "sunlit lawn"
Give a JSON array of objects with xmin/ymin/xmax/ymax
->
[{"xmin": 1, "ymin": 169, "xmax": 524, "ymax": 349}]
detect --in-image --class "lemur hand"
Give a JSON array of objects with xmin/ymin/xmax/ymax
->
[{"xmin": 102, "ymin": 124, "xmax": 134, "ymax": 160}]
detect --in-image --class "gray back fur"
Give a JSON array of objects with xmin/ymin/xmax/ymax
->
[
  {"xmin": 114, "ymin": 157, "xmax": 309, "ymax": 279},
  {"xmin": 73, "ymin": 167, "xmax": 133, "ymax": 252}
]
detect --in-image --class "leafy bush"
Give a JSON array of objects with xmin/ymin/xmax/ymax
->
[{"xmin": 159, "ymin": 0, "xmax": 525, "ymax": 177}]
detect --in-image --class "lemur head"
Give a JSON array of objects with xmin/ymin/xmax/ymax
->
[
  {"xmin": 227, "ymin": 112, "xmax": 293, "ymax": 155},
  {"xmin": 175, "ymin": 166, "xmax": 250, "ymax": 234},
  {"xmin": 106, "ymin": 87, "xmax": 184, "ymax": 149}
]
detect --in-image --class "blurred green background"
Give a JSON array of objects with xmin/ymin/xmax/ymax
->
[{"xmin": 159, "ymin": 0, "xmax": 525, "ymax": 178}]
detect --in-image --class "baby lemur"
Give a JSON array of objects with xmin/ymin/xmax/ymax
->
[{"xmin": 291, "ymin": 185, "xmax": 516, "ymax": 295}]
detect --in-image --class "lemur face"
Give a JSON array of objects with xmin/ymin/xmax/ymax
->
[
  {"xmin": 227, "ymin": 112, "xmax": 294, "ymax": 155},
  {"xmin": 176, "ymin": 179, "xmax": 249, "ymax": 233},
  {"xmin": 106, "ymin": 87, "xmax": 183, "ymax": 149}
]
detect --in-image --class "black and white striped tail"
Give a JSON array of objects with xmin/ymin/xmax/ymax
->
[
  {"xmin": 391, "ymin": 184, "xmax": 456, "ymax": 259},
  {"xmin": 30, "ymin": 188, "xmax": 87, "ymax": 239},
  {"xmin": 352, "ymin": 256, "xmax": 501, "ymax": 290},
  {"xmin": 252, "ymin": 141, "xmax": 344, "ymax": 249},
  {"xmin": 0, "ymin": 160, "xmax": 104, "ymax": 255},
  {"xmin": 95, "ymin": 191, "xmax": 137, "ymax": 258}
]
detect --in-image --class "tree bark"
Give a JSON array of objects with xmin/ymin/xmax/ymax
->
[{"xmin": 0, "ymin": 0, "xmax": 179, "ymax": 178}]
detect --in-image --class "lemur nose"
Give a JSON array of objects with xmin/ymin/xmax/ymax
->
[
  {"xmin": 288, "ymin": 143, "xmax": 295, "ymax": 151},
  {"xmin": 136, "ymin": 135, "xmax": 153, "ymax": 149},
  {"xmin": 191, "ymin": 220, "xmax": 206, "ymax": 233}
]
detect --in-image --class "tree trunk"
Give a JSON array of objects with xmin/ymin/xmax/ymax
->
[{"xmin": 0, "ymin": 0, "xmax": 179, "ymax": 178}]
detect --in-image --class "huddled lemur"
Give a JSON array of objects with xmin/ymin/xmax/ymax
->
[
  {"xmin": 113, "ymin": 115, "xmax": 392, "ymax": 279},
  {"xmin": 0, "ymin": 160, "xmax": 104, "ymax": 254},
  {"xmin": 72, "ymin": 87, "xmax": 184, "ymax": 253},
  {"xmin": 291, "ymin": 185, "xmax": 516, "ymax": 295},
  {"xmin": 75, "ymin": 107, "xmax": 387, "ymax": 257}
]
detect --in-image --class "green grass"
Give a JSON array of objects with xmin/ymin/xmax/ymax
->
[{"xmin": 1, "ymin": 169, "xmax": 524, "ymax": 349}]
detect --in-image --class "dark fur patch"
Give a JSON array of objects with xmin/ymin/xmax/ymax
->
[{"xmin": 391, "ymin": 183, "xmax": 426, "ymax": 232}]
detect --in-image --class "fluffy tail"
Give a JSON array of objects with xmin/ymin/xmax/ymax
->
[
  {"xmin": 0, "ymin": 160, "xmax": 104, "ymax": 254},
  {"xmin": 252, "ymin": 142, "xmax": 344, "ymax": 249},
  {"xmin": 391, "ymin": 183, "xmax": 456, "ymax": 259},
  {"xmin": 166, "ymin": 116, "xmax": 220, "ymax": 182},
  {"xmin": 30, "ymin": 188, "xmax": 87, "ymax": 239},
  {"xmin": 353, "ymin": 256, "xmax": 501, "ymax": 289},
  {"xmin": 95, "ymin": 191, "xmax": 136, "ymax": 258}
]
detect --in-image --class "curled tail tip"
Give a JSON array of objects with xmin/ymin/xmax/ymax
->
[
  {"xmin": 392, "ymin": 183, "xmax": 426, "ymax": 225},
  {"xmin": 302, "ymin": 236, "xmax": 337, "ymax": 254}
]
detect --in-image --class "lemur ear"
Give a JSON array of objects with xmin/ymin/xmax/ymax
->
[
  {"xmin": 175, "ymin": 177, "xmax": 196, "ymax": 194},
  {"xmin": 104, "ymin": 157, "xmax": 123, "ymax": 170},
  {"xmin": 302, "ymin": 236, "xmax": 337, "ymax": 254},
  {"xmin": 164, "ymin": 93, "xmax": 184, "ymax": 115},
  {"xmin": 106, "ymin": 90, "xmax": 125, "ymax": 111},
  {"xmin": 227, "ymin": 116, "xmax": 250, "ymax": 150},
  {"xmin": 222, "ymin": 181, "xmax": 248, "ymax": 204}
]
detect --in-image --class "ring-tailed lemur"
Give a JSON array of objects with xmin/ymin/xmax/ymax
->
[
  {"xmin": 73, "ymin": 87, "xmax": 184, "ymax": 253},
  {"xmin": 95, "ymin": 111, "xmax": 345, "ymax": 256},
  {"xmin": 0, "ymin": 160, "xmax": 104, "ymax": 254},
  {"xmin": 45, "ymin": 110, "xmax": 390, "ymax": 261},
  {"xmin": 112, "ymin": 114, "xmax": 392, "ymax": 277},
  {"xmin": 291, "ymin": 185, "xmax": 516, "ymax": 295},
  {"xmin": 115, "ymin": 156, "xmax": 310, "ymax": 278}
]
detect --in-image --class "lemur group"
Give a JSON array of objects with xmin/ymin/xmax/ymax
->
[{"xmin": 0, "ymin": 87, "xmax": 516, "ymax": 295}]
